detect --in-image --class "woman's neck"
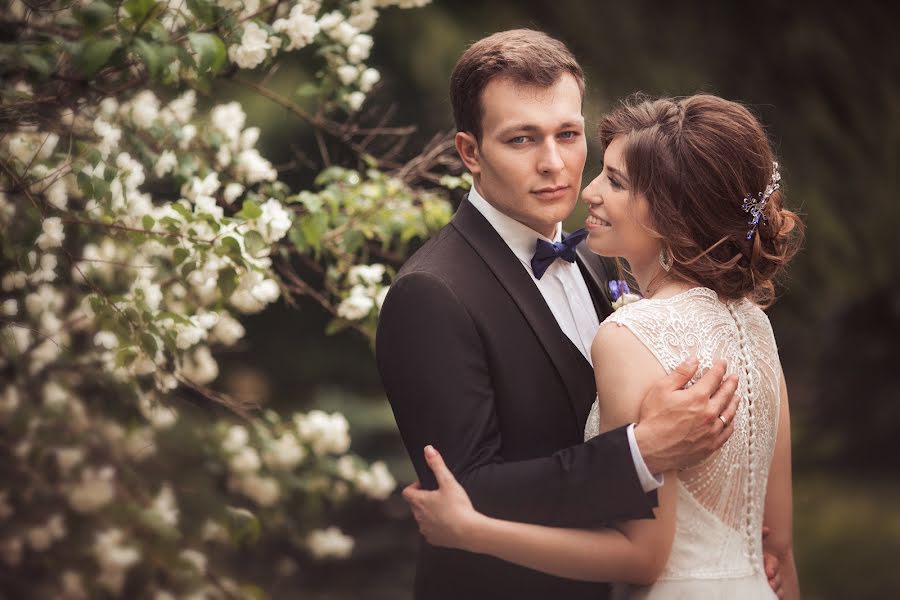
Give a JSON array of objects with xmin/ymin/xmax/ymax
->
[{"xmin": 628, "ymin": 251, "xmax": 692, "ymax": 300}]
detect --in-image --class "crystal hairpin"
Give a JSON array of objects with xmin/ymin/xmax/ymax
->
[{"xmin": 741, "ymin": 161, "xmax": 781, "ymax": 240}]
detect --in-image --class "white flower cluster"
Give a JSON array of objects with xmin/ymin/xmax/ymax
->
[
  {"xmin": 306, "ymin": 526, "xmax": 354, "ymax": 559},
  {"xmin": 337, "ymin": 263, "xmax": 388, "ymax": 320},
  {"xmin": 94, "ymin": 528, "xmax": 141, "ymax": 595},
  {"xmin": 294, "ymin": 410, "xmax": 351, "ymax": 455},
  {"xmin": 336, "ymin": 456, "xmax": 396, "ymax": 500}
]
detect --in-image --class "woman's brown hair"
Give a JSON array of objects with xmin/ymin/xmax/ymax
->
[{"xmin": 599, "ymin": 94, "xmax": 804, "ymax": 307}]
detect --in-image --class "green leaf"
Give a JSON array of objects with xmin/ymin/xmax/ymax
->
[
  {"xmin": 225, "ymin": 507, "xmax": 260, "ymax": 546},
  {"xmin": 217, "ymin": 267, "xmax": 238, "ymax": 299},
  {"xmin": 139, "ymin": 332, "xmax": 158, "ymax": 355},
  {"xmin": 188, "ymin": 32, "xmax": 226, "ymax": 74},
  {"xmin": 172, "ymin": 247, "xmax": 189, "ymax": 265},
  {"xmin": 186, "ymin": 0, "xmax": 217, "ymax": 24},
  {"xmin": 171, "ymin": 202, "xmax": 193, "ymax": 220},
  {"xmin": 237, "ymin": 199, "xmax": 262, "ymax": 220},
  {"xmin": 22, "ymin": 53, "xmax": 53, "ymax": 77},
  {"xmin": 325, "ymin": 318, "xmax": 351, "ymax": 336},
  {"xmin": 220, "ymin": 237, "xmax": 243, "ymax": 261},
  {"xmin": 133, "ymin": 38, "xmax": 163, "ymax": 79},
  {"xmin": 123, "ymin": 0, "xmax": 158, "ymax": 22},
  {"xmin": 142, "ymin": 215, "xmax": 155, "ymax": 230},
  {"xmin": 75, "ymin": 1, "xmax": 115, "ymax": 33},
  {"xmin": 74, "ymin": 38, "xmax": 120, "ymax": 77},
  {"xmin": 243, "ymin": 230, "xmax": 266, "ymax": 257}
]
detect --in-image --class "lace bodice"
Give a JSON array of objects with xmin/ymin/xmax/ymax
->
[{"xmin": 585, "ymin": 287, "xmax": 782, "ymax": 583}]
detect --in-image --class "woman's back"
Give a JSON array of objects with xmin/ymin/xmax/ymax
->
[{"xmin": 586, "ymin": 286, "xmax": 781, "ymax": 598}]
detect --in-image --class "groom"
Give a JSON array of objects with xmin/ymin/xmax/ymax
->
[{"xmin": 378, "ymin": 30, "xmax": 746, "ymax": 599}]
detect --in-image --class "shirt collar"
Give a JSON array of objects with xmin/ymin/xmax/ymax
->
[{"xmin": 466, "ymin": 185, "xmax": 562, "ymax": 269}]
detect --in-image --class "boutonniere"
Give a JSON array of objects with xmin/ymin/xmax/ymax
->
[{"xmin": 608, "ymin": 280, "xmax": 642, "ymax": 311}]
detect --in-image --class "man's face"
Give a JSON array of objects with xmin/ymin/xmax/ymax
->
[{"xmin": 456, "ymin": 74, "xmax": 587, "ymax": 238}]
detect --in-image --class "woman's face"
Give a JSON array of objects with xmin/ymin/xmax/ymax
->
[{"xmin": 581, "ymin": 136, "xmax": 658, "ymax": 264}]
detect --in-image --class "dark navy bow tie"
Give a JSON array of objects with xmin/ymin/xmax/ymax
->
[{"xmin": 530, "ymin": 228, "xmax": 589, "ymax": 280}]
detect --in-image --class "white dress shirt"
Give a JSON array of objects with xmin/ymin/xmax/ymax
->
[{"xmin": 467, "ymin": 186, "xmax": 662, "ymax": 493}]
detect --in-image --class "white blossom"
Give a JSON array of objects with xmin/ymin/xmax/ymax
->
[
  {"xmin": 151, "ymin": 483, "xmax": 179, "ymax": 527},
  {"xmin": 155, "ymin": 150, "xmax": 178, "ymax": 177},
  {"xmin": 94, "ymin": 528, "xmax": 141, "ymax": 595},
  {"xmin": 2, "ymin": 271, "xmax": 27, "ymax": 291},
  {"xmin": 273, "ymin": 6, "xmax": 320, "ymax": 51},
  {"xmin": 55, "ymin": 447, "xmax": 85, "ymax": 474},
  {"xmin": 223, "ymin": 182, "xmax": 245, "ymax": 204},
  {"xmin": 67, "ymin": 466, "xmax": 116, "ymax": 513},
  {"xmin": 60, "ymin": 570, "xmax": 88, "ymax": 600},
  {"xmin": 126, "ymin": 90, "xmax": 161, "ymax": 129},
  {"xmin": 229, "ymin": 446, "xmax": 261, "ymax": 473},
  {"xmin": 210, "ymin": 312, "xmax": 246, "ymax": 346},
  {"xmin": 355, "ymin": 460, "xmax": 396, "ymax": 500},
  {"xmin": 138, "ymin": 393, "xmax": 178, "ymax": 429},
  {"xmin": 235, "ymin": 148, "xmax": 278, "ymax": 184},
  {"xmin": 258, "ymin": 198, "xmax": 292, "ymax": 243},
  {"xmin": 346, "ymin": 91, "xmax": 366, "ymax": 112},
  {"xmin": 210, "ymin": 102, "xmax": 247, "ymax": 146},
  {"xmin": 294, "ymin": 410, "xmax": 351, "ymax": 455},
  {"xmin": 346, "ymin": 33, "xmax": 373, "ymax": 64},
  {"xmin": 230, "ymin": 270, "xmax": 280, "ymax": 313},
  {"xmin": 180, "ymin": 345, "xmax": 218, "ymax": 384},
  {"xmin": 222, "ymin": 424, "xmax": 249, "ymax": 453},
  {"xmin": 228, "ymin": 22, "xmax": 272, "ymax": 70},
  {"xmin": 337, "ymin": 284, "xmax": 375, "ymax": 320},
  {"xmin": 0, "ymin": 385, "xmax": 18, "ymax": 418},
  {"xmin": 264, "ymin": 433, "xmax": 306, "ymax": 470},
  {"xmin": 337, "ymin": 64, "xmax": 359, "ymax": 85},
  {"xmin": 359, "ymin": 67, "xmax": 381, "ymax": 93},
  {"xmin": 348, "ymin": 263, "xmax": 386, "ymax": 286},
  {"xmin": 36, "ymin": 216, "xmax": 65, "ymax": 250},
  {"xmin": 161, "ymin": 89, "xmax": 196, "ymax": 125},
  {"xmin": 231, "ymin": 473, "xmax": 280, "ymax": 506},
  {"xmin": 175, "ymin": 322, "xmax": 206, "ymax": 349},
  {"xmin": 307, "ymin": 527, "xmax": 354, "ymax": 559},
  {"xmin": 1, "ymin": 299, "xmax": 17, "ymax": 316},
  {"xmin": 179, "ymin": 549, "xmax": 207, "ymax": 575},
  {"xmin": 124, "ymin": 426, "xmax": 157, "ymax": 461}
]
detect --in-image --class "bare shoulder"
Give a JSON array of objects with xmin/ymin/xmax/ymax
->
[{"xmin": 592, "ymin": 322, "xmax": 667, "ymax": 423}]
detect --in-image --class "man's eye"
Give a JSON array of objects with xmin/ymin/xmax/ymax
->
[
  {"xmin": 559, "ymin": 131, "xmax": 579, "ymax": 140},
  {"xmin": 509, "ymin": 136, "xmax": 529, "ymax": 144}
]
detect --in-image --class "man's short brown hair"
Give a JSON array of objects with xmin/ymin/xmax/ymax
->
[{"xmin": 450, "ymin": 29, "xmax": 585, "ymax": 140}]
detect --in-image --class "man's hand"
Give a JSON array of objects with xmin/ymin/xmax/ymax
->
[
  {"xmin": 763, "ymin": 526, "xmax": 784, "ymax": 598},
  {"xmin": 634, "ymin": 358, "xmax": 740, "ymax": 474}
]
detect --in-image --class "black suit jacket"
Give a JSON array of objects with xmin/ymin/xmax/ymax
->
[{"xmin": 376, "ymin": 198, "xmax": 657, "ymax": 599}]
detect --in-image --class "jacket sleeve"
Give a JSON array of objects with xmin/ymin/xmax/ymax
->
[{"xmin": 376, "ymin": 270, "xmax": 656, "ymax": 527}]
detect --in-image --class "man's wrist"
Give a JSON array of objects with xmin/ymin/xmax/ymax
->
[
  {"xmin": 633, "ymin": 422, "xmax": 661, "ymax": 475},
  {"xmin": 627, "ymin": 423, "xmax": 664, "ymax": 492}
]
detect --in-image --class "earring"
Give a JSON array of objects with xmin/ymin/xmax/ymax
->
[{"xmin": 659, "ymin": 247, "xmax": 673, "ymax": 272}]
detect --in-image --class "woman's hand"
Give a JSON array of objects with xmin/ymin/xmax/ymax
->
[{"xmin": 402, "ymin": 445, "xmax": 481, "ymax": 551}]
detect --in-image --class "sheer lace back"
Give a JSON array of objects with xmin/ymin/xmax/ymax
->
[{"xmin": 585, "ymin": 287, "xmax": 781, "ymax": 581}]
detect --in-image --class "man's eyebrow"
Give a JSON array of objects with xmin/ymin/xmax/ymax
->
[{"xmin": 496, "ymin": 120, "xmax": 585, "ymax": 138}]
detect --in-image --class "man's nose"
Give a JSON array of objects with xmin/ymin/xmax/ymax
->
[{"xmin": 537, "ymin": 140, "xmax": 564, "ymax": 174}]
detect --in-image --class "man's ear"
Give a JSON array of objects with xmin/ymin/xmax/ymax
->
[{"xmin": 455, "ymin": 131, "xmax": 481, "ymax": 175}]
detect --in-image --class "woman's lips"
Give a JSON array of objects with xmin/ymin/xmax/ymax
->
[{"xmin": 586, "ymin": 214, "xmax": 611, "ymax": 229}]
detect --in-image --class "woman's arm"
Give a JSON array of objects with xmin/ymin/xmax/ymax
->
[
  {"xmin": 762, "ymin": 371, "xmax": 800, "ymax": 599},
  {"xmin": 404, "ymin": 323, "xmax": 678, "ymax": 585}
]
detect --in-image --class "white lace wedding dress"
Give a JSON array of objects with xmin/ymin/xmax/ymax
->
[{"xmin": 585, "ymin": 287, "xmax": 780, "ymax": 599}]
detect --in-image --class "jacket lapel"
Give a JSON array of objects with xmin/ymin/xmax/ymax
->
[{"xmin": 451, "ymin": 198, "xmax": 593, "ymax": 425}]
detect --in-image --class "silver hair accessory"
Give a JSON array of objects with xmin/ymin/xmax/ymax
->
[{"xmin": 742, "ymin": 161, "xmax": 781, "ymax": 240}]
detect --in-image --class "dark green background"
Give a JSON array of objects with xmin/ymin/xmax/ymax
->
[{"xmin": 222, "ymin": 1, "xmax": 900, "ymax": 597}]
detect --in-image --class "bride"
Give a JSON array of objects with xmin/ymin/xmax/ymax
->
[{"xmin": 402, "ymin": 94, "xmax": 803, "ymax": 599}]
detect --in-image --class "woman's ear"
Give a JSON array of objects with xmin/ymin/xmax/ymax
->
[{"xmin": 455, "ymin": 131, "xmax": 481, "ymax": 175}]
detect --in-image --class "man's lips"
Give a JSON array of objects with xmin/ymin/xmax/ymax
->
[{"xmin": 531, "ymin": 185, "xmax": 570, "ymax": 200}]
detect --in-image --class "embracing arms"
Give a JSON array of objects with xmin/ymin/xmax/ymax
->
[
  {"xmin": 378, "ymin": 271, "xmax": 654, "ymax": 525},
  {"xmin": 405, "ymin": 323, "xmax": 690, "ymax": 583}
]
